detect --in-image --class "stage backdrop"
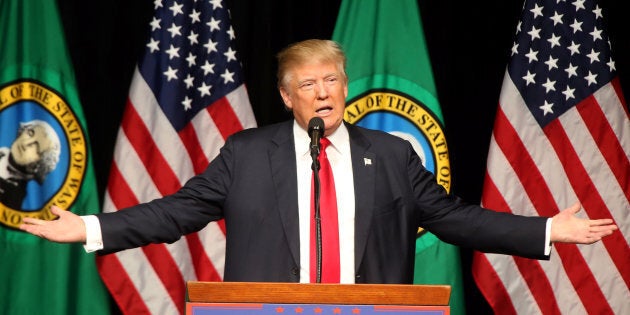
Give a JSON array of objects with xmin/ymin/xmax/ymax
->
[{"xmin": 56, "ymin": 0, "xmax": 629, "ymax": 313}]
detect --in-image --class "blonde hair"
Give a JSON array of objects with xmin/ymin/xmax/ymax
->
[{"xmin": 276, "ymin": 39, "xmax": 347, "ymax": 88}]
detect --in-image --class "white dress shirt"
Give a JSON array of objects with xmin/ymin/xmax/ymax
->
[{"xmin": 293, "ymin": 121, "xmax": 356, "ymax": 283}]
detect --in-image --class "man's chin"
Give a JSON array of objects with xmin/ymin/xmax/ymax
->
[{"xmin": 323, "ymin": 120, "xmax": 343, "ymax": 135}]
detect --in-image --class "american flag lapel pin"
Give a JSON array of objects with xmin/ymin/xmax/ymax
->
[{"xmin": 364, "ymin": 157, "xmax": 372, "ymax": 166}]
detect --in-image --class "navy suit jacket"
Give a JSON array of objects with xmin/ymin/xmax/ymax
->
[{"xmin": 97, "ymin": 120, "xmax": 549, "ymax": 283}]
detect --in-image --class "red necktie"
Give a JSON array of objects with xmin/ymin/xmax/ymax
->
[{"xmin": 310, "ymin": 137, "xmax": 340, "ymax": 283}]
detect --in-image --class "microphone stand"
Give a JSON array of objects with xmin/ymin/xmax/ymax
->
[{"xmin": 311, "ymin": 142, "xmax": 322, "ymax": 283}]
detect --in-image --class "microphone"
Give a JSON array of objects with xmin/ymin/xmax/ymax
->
[
  {"xmin": 308, "ymin": 117, "xmax": 325, "ymax": 171},
  {"xmin": 307, "ymin": 117, "xmax": 324, "ymax": 283}
]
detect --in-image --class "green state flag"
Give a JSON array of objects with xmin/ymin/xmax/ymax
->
[
  {"xmin": 0, "ymin": 0, "xmax": 111, "ymax": 314},
  {"xmin": 333, "ymin": 0, "xmax": 465, "ymax": 314}
]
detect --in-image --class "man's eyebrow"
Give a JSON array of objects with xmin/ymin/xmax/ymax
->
[
  {"xmin": 296, "ymin": 78, "xmax": 315, "ymax": 85},
  {"xmin": 297, "ymin": 73, "xmax": 339, "ymax": 83}
]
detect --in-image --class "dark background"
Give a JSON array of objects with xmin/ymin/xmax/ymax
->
[{"xmin": 57, "ymin": 0, "xmax": 628, "ymax": 313}]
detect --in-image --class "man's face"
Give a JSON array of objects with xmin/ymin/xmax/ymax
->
[
  {"xmin": 10, "ymin": 125, "xmax": 53, "ymax": 168},
  {"xmin": 279, "ymin": 61, "xmax": 348, "ymax": 136}
]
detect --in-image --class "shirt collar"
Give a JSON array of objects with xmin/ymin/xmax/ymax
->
[{"xmin": 293, "ymin": 120, "xmax": 348, "ymax": 157}]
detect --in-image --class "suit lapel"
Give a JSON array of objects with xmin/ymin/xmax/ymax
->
[
  {"xmin": 347, "ymin": 123, "xmax": 376, "ymax": 274},
  {"xmin": 268, "ymin": 122, "xmax": 377, "ymax": 274},
  {"xmin": 269, "ymin": 121, "xmax": 301, "ymax": 266}
]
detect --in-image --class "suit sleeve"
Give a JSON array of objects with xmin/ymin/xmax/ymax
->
[
  {"xmin": 406, "ymin": 143, "xmax": 550, "ymax": 260},
  {"xmin": 95, "ymin": 136, "xmax": 236, "ymax": 254}
]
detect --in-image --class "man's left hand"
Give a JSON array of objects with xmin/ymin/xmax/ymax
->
[{"xmin": 551, "ymin": 202, "xmax": 618, "ymax": 244}]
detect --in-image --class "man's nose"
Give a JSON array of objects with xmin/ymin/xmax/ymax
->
[{"xmin": 315, "ymin": 81, "xmax": 329, "ymax": 99}]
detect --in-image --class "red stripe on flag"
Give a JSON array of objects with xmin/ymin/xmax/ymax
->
[
  {"xmin": 140, "ymin": 244, "xmax": 187, "ymax": 313},
  {"xmin": 106, "ymin": 162, "xmax": 188, "ymax": 315},
  {"xmin": 576, "ymin": 97, "xmax": 630, "ymax": 202},
  {"xmin": 178, "ymin": 123, "xmax": 210, "ymax": 175},
  {"xmin": 106, "ymin": 163, "xmax": 138, "ymax": 210},
  {"xmin": 477, "ymin": 175, "xmax": 521, "ymax": 315},
  {"xmin": 121, "ymin": 99, "xmax": 181, "ymax": 196},
  {"xmin": 179, "ymin": 118, "xmax": 229, "ymax": 238},
  {"xmin": 185, "ymin": 233, "xmax": 222, "ymax": 281},
  {"xmin": 513, "ymin": 257, "xmax": 561, "ymax": 314},
  {"xmin": 192, "ymin": 99, "xmax": 236, "ymax": 237},
  {"xmin": 480, "ymin": 170, "xmax": 510, "ymax": 214},
  {"xmin": 543, "ymin": 117, "xmax": 630, "ymax": 290},
  {"xmin": 100, "ymin": 163, "xmax": 153, "ymax": 314},
  {"xmin": 97, "ymin": 255, "xmax": 151, "ymax": 315},
  {"xmin": 481, "ymin": 171, "xmax": 562, "ymax": 314},
  {"xmin": 216, "ymin": 219, "xmax": 226, "ymax": 235},
  {"xmin": 206, "ymin": 97, "xmax": 244, "ymax": 140},
  {"xmin": 472, "ymin": 252, "xmax": 518, "ymax": 315},
  {"xmin": 492, "ymin": 108, "xmax": 559, "ymax": 214},
  {"xmin": 494, "ymin": 108, "xmax": 613, "ymax": 314},
  {"xmin": 176, "ymin": 123, "xmax": 224, "ymax": 281}
]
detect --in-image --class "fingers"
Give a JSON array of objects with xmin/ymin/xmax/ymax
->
[
  {"xmin": 51, "ymin": 205, "xmax": 64, "ymax": 216},
  {"xmin": 19, "ymin": 205, "xmax": 68, "ymax": 239},
  {"xmin": 21, "ymin": 216, "xmax": 46, "ymax": 226},
  {"xmin": 18, "ymin": 222, "xmax": 34, "ymax": 233},
  {"xmin": 590, "ymin": 218, "xmax": 615, "ymax": 227},
  {"xmin": 20, "ymin": 217, "xmax": 60, "ymax": 241},
  {"xmin": 567, "ymin": 201, "xmax": 581, "ymax": 214},
  {"xmin": 21, "ymin": 206, "xmax": 67, "ymax": 226},
  {"xmin": 581, "ymin": 222, "xmax": 618, "ymax": 244},
  {"xmin": 19, "ymin": 220, "xmax": 46, "ymax": 238},
  {"xmin": 589, "ymin": 222, "xmax": 618, "ymax": 233},
  {"xmin": 588, "ymin": 219, "xmax": 617, "ymax": 242},
  {"xmin": 551, "ymin": 201, "xmax": 618, "ymax": 244}
]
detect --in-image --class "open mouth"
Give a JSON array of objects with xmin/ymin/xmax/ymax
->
[{"xmin": 316, "ymin": 106, "xmax": 333, "ymax": 115}]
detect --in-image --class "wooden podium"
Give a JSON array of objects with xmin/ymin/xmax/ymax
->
[{"xmin": 186, "ymin": 281, "xmax": 451, "ymax": 314}]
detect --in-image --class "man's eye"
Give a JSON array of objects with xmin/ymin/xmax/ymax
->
[{"xmin": 299, "ymin": 82, "xmax": 314, "ymax": 90}]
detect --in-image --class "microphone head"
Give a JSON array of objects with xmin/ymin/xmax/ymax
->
[{"xmin": 308, "ymin": 117, "xmax": 325, "ymax": 138}]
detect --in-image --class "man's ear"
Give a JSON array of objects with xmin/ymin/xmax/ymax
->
[{"xmin": 279, "ymin": 86, "xmax": 293, "ymax": 110}]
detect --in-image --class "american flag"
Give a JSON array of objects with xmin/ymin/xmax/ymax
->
[
  {"xmin": 96, "ymin": 0, "xmax": 256, "ymax": 314},
  {"xmin": 472, "ymin": 0, "xmax": 629, "ymax": 314}
]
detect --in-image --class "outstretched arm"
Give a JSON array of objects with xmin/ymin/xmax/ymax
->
[
  {"xmin": 551, "ymin": 202, "xmax": 617, "ymax": 244},
  {"xmin": 19, "ymin": 205, "xmax": 87, "ymax": 243}
]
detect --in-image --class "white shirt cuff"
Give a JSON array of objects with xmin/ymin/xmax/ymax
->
[
  {"xmin": 80, "ymin": 215, "xmax": 104, "ymax": 253},
  {"xmin": 544, "ymin": 218, "xmax": 552, "ymax": 256}
]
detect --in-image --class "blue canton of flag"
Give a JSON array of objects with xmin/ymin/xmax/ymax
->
[
  {"xmin": 142, "ymin": 0, "xmax": 243, "ymax": 131},
  {"xmin": 509, "ymin": 0, "xmax": 617, "ymax": 127}
]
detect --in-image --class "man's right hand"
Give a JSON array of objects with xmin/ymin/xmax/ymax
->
[{"xmin": 20, "ymin": 205, "xmax": 87, "ymax": 243}]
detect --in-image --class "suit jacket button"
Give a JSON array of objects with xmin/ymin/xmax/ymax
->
[{"xmin": 291, "ymin": 268, "xmax": 299, "ymax": 275}]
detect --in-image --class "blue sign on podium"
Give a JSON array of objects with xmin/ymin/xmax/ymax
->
[
  {"xmin": 187, "ymin": 303, "xmax": 449, "ymax": 315},
  {"xmin": 185, "ymin": 282, "xmax": 451, "ymax": 315}
]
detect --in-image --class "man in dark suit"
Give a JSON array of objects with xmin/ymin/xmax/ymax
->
[{"xmin": 20, "ymin": 39, "xmax": 617, "ymax": 284}]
